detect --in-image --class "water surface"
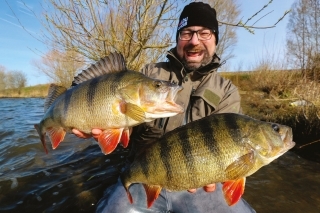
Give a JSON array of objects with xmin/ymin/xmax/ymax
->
[{"xmin": 0, "ymin": 98, "xmax": 319, "ymax": 212}]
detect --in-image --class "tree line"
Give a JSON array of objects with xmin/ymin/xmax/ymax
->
[
  {"xmin": 286, "ymin": 0, "xmax": 320, "ymax": 82},
  {"xmin": 0, "ymin": 65, "xmax": 27, "ymax": 91}
]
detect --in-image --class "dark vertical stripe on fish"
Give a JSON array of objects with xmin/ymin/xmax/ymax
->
[
  {"xmin": 63, "ymin": 89, "xmax": 73, "ymax": 121},
  {"xmin": 109, "ymin": 71, "xmax": 127, "ymax": 99},
  {"xmin": 87, "ymin": 78, "xmax": 99, "ymax": 108},
  {"xmin": 49, "ymin": 103, "xmax": 55, "ymax": 122},
  {"xmin": 114, "ymin": 71, "xmax": 128, "ymax": 85},
  {"xmin": 223, "ymin": 114, "xmax": 242, "ymax": 142},
  {"xmin": 160, "ymin": 138, "xmax": 173, "ymax": 180},
  {"xmin": 138, "ymin": 152, "xmax": 150, "ymax": 179},
  {"xmin": 179, "ymin": 128, "xmax": 197, "ymax": 184},
  {"xmin": 199, "ymin": 116, "xmax": 218, "ymax": 154}
]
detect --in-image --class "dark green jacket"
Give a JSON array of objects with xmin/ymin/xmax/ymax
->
[{"xmin": 131, "ymin": 49, "xmax": 241, "ymax": 146}]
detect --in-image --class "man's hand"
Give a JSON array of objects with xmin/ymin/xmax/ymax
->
[
  {"xmin": 72, "ymin": 128, "xmax": 132, "ymax": 141},
  {"xmin": 187, "ymin": 183, "xmax": 216, "ymax": 193},
  {"xmin": 72, "ymin": 128, "xmax": 102, "ymax": 141}
]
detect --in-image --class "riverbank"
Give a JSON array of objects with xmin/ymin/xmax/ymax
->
[{"xmin": 0, "ymin": 84, "xmax": 49, "ymax": 98}]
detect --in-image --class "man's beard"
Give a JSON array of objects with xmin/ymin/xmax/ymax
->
[{"xmin": 181, "ymin": 46, "xmax": 213, "ymax": 72}]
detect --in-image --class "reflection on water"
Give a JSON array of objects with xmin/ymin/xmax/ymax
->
[
  {"xmin": 244, "ymin": 152, "xmax": 320, "ymax": 213},
  {"xmin": 0, "ymin": 98, "xmax": 319, "ymax": 213}
]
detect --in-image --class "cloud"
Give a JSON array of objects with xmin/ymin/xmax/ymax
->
[
  {"xmin": 0, "ymin": 16, "xmax": 36, "ymax": 35},
  {"xmin": 0, "ymin": 17, "xmax": 22, "ymax": 29},
  {"xmin": 18, "ymin": 8, "xmax": 33, "ymax": 17},
  {"xmin": 17, "ymin": 0, "xmax": 34, "ymax": 12}
]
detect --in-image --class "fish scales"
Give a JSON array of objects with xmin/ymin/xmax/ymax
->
[
  {"xmin": 122, "ymin": 113, "xmax": 295, "ymax": 207},
  {"xmin": 35, "ymin": 52, "xmax": 184, "ymax": 155},
  {"xmin": 123, "ymin": 113, "xmax": 292, "ymax": 189},
  {"xmin": 87, "ymin": 77, "xmax": 99, "ymax": 108},
  {"xmin": 61, "ymin": 71, "xmax": 135, "ymax": 132},
  {"xmin": 164, "ymin": 114, "xmax": 247, "ymax": 188}
]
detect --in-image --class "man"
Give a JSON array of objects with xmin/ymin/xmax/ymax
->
[{"xmin": 73, "ymin": 2, "xmax": 256, "ymax": 212}]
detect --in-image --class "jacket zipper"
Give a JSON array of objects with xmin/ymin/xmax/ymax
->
[{"xmin": 183, "ymin": 87, "xmax": 195, "ymax": 125}]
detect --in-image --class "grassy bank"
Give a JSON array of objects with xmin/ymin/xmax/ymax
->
[
  {"xmin": 221, "ymin": 70, "xmax": 320, "ymax": 162},
  {"xmin": 0, "ymin": 84, "xmax": 50, "ymax": 98}
]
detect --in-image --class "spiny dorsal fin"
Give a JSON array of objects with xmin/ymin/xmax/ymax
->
[
  {"xmin": 71, "ymin": 52, "xmax": 127, "ymax": 86},
  {"xmin": 44, "ymin": 84, "xmax": 67, "ymax": 112}
]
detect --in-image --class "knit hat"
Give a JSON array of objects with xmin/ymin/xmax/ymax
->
[{"xmin": 177, "ymin": 2, "xmax": 219, "ymax": 44}]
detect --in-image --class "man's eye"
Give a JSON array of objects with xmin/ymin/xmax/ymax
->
[
  {"xmin": 182, "ymin": 32, "xmax": 192, "ymax": 36},
  {"xmin": 200, "ymin": 32, "xmax": 210, "ymax": 37}
]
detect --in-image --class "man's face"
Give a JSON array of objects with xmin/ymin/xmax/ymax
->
[{"xmin": 176, "ymin": 26, "xmax": 216, "ymax": 71}]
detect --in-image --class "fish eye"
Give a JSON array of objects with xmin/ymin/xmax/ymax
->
[
  {"xmin": 154, "ymin": 81, "xmax": 163, "ymax": 88},
  {"xmin": 271, "ymin": 124, "xmax": 280, "ymax": 132}
]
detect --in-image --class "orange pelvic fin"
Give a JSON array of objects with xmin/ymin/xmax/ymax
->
[
  {"xmin": 222, "ymin": 177, "xmax": 246, "ymax": 206},
  {"xmin": 97, "ymin": 129, "xmax": 122, "ymax": 154},
  {"xmin": 143, "ymin": 184, "xmax": 162, "ymax": 208},
  {"xmin": 126, "ymin": 189, "xmax": 133, "ymax": 204},
  {"xmin": 47, "ymin": 126, "xmax": 66, "ymax": 149},
  {"xmin": 120, "ymin": 128, "xmax": 130, "ymax": 148},
  {"xmin": 34, "ymin": 124, "xmax": 48, "ymax": 154}
]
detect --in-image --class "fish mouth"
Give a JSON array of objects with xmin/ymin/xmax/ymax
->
[
  {"xmin": 143, "ymin": 84, "xmax": 184, "ymax": 118},
  {"xmin": 279, "ymin": 127, "xmax": 295, "ymax": 153},
  {"xmin": 160, "ymin": 85, "xmax": 184, "ymax": 113},
  {"xmin": 162, "ymin": 101, "xmax": 184, "ymax": 113},
  {"xmin": 259, "ymin": 126, "xmax": 296, "ymax": 164}
]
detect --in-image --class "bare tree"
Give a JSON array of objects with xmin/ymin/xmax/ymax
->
[
  {"xmin": 204, "ymin": 0, "xmax": 240, "ymax": 61},
  {"xmin": 33, "ymin": 50, "xmax": 84, "ymax": 87},
  {"xmin": 0, "ymin": 66, "xmax": 6, "ymax": 91},
  {"xmin": 286, "ymin": 0, "xmax": 320, "ymax": 81},
  {"xmin": 0, "ymin": 67, "xmax": 27, "ymax": 90},
  {"xmin": 6, "ymin": 70, "xmax": 27, "ymax": 89},
  {"xmin": 35, "ymin": 0, "xmax": 183, "ymax": 70}
]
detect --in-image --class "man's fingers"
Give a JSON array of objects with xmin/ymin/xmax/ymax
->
[
  {"xmin": 91, "ymin": 129, "xmax": 102, "ymax": 139},
  {"xmin": 187, "ymin": 188, "xmax": 197, "ymax": 193},
  {"xmin": 72, "ymin": 129, "xmax": 92, "ymax": 139},
  {"xmin": 187, "ymin": 183, "xmax": 216, "ymax": 193},
  {"xmin": 203, "ymin": 183, "xmax": 216, "ymax": 192},
  {"xmin": 91, "ymin": 129, "xmax": 103, "ymax": 135}
]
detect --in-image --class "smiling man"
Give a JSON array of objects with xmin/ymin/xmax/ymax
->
[
  {"xmin": 74, "ymin": 2, "xmax": 256, "ymax": 213},
  {"xmin": 176, "ymin": 3, "xmax": 219, "ymax": 72}
]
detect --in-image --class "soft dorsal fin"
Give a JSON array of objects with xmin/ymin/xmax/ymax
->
[
  {"xmin": 44, "ymin": 84, "xmax": 67, "ymax": 112},
  {"xmin": 71, "ymin": 52, "xmax": 127, "ymax": 86}
]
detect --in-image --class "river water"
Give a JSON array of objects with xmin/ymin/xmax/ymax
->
[{"xmin": 0, "ymin": 98, "xmax": 319, "ymax": 213}]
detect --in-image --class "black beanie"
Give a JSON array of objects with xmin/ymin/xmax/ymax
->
[{"xmin": 177, "ymin": 2, "xmax": 219, "ymax": 44}]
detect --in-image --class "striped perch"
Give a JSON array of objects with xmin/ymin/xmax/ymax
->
[
  {"xmin": 121, "ymin": 113, "xmax": 295, "ymax": 208},
  {"xmin": 34, "ymin": 52, "xmax": 183, "ymax": 155}
]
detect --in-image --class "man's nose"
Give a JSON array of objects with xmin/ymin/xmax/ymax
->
[{"xmin": 189, "ymin": 32, "xmax": 200, "ymax": 45}]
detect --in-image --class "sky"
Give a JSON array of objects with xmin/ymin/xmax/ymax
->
[{"xmin": 0, "ymin": 0, "xmax": 296, "ymax": 86}]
